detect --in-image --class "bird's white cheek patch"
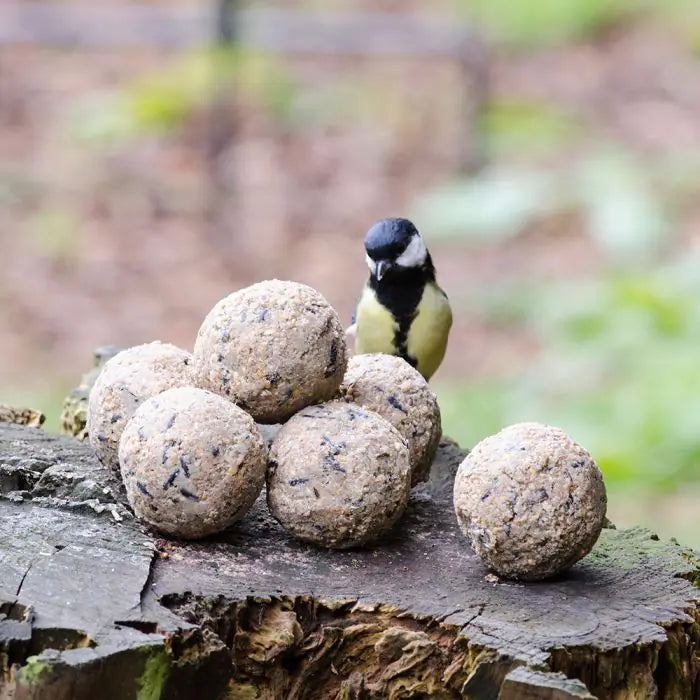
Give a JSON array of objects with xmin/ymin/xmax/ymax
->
[
  {"xmin": 396, "ymin": 235, "xmax": 427, "ymax": 268},
  {"xmin": 365, "ymin": 254, "xmax": 377, "ymax": 275}
]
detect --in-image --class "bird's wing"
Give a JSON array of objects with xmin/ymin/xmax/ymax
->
[
  {"xmin": 345, "ymin": 291, "xmax": 364, "ymax": 355},
  {"xmin": 347, "ymin": 288, "xmax": 363, "ymax": 331}
]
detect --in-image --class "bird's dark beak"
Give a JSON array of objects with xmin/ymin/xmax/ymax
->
[{"xmin": 376, "ymin": 260, "xmax": 391, "ymax": 281}]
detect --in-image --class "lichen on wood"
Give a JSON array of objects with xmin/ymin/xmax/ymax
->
[
  {"xmin": 0, "ymin": 406, "xmax": 44, "ymax": 428},
  {"xmin": 60, "ymin": 345, "xmax": 122, "ymax": 440}
]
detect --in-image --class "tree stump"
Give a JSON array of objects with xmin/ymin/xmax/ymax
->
[{"xmin": 0, "ymin": 423, "xmax": 698, "ymax": 699}]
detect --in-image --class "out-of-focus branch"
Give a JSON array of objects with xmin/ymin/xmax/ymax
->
[{"xmin": 203, "ymin": 0, "xmax": 239, "ymax": 276}]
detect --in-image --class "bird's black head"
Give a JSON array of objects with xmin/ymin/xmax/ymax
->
[{"xmin": 364, "ymin": 218, "xmax": 432, "ymax": 282}]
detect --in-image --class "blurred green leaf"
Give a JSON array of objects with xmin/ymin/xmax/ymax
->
[
  {"xmin": 481, "ymin": 100, "xmax": 582, "ymax": 158},
  {"xmin": 413, "ymin": 146, "xmax": 690, "ymax": 261},
  {"xmin": 29, "ymin": 208, "xmax": 81, "ymax": 259},
  {"xmin": 69, "ymin": 48, "xmax": 298, "ymax": 143},
  {"xmin": 413, "ymin": 168, "xmax": 565, "ymax": 242},
  {"xmin": 69, "ymin": 95, "xmax": 134, "ymax": 144},
  {"xmin": 128, "ymin": 83, "xmax": 192, "ymax": 131},
  {"xmin": 577, "ymin": 151, "xmax": 669, "ymax": 264},
  {"xmin": 646, "ymin": 0, "xmax": 700, "ymax": 55},
  {"xmin": 454, "ymin": 0, "xmax": 652, "ymax": 49},
  {"xmin": 437, "ymin": 256, "xmax": 700, "ymax": 492}
]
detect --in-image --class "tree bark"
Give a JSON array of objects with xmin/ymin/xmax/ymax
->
[{"xmin": 0, "ymin": 423, "xmax": 698, "ymax": 699}]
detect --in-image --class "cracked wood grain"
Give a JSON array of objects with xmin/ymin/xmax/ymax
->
[{"xmin": 0, "ymin": 423, "xmax": 699, "ymax": 699}]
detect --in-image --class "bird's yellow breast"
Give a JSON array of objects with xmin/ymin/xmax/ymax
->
[
  {"xmin": 354, "ymin": 282, "xmax": 452, "ymax": 380},
  {"xmin": 406, "ymin": 282, "xmax": 452, "ymax": 380},
  {"xmin": 354, "ymin": 286, "xmax": 398, "ymax": 356}
]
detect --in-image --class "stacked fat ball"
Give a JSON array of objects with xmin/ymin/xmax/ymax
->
[
  {"xmin": 87, "ymin": 341, "xmax": 195, "ymax": 471},
  {"xmin": 267, "ymin": 401, "xmax": 411, "ymax": 548},
  {"xmin": 87, "ymin": 280, "xmax": 440, "ymax": 547},
  {"xmin": 85, "ymin": 277, "xmax": 608, "ymax": 580},
  {"xmin": 193, "ymin": 280, "xmax": 346, "ymax": 423},
  {"xmin": 119, "ymin": 387, "xmax": 267, "ymax": 539},
  {"xmin": 339, "ymin": 353, "xmax": 441, "ymax": 486}
]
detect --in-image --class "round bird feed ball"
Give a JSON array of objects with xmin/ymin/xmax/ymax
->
[
  {"xmin": 453, "ymin": 422, "xmax": 607, "ymax": 581},
  {"xmin": 87, "ymin": 341, "xmax": 195, "ymax": 471},
  {"xmin": 119, "ymin": 386, "xmax": 267, "ymax": 539},
  {"xmin": 339, "ymin": 353, "xmax": 441, "ymax": 486},
  {"xmin": 193, "ymin": 280, "xmax": 347, "ymax": 424},
  {"xmin": 267, "ymin": 401, "xmax": 411, "ymax": 549}
]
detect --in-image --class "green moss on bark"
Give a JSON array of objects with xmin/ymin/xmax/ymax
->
[{"xmin": 136, "ymin": 647, "xmax": 170, "ymax": 700}]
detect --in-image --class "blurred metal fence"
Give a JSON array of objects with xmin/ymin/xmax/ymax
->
[
  {"xmin": 0, "ymin": 2, "xmax": 488, "ymax": 266},
  {"xmin": 0, "ymin": 2, "xmax": 488, "ymax": 173}
]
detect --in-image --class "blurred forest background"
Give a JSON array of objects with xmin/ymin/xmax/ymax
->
[{"xmin": 1, "ymin": 0, "xmax": 699, "ymax": 544}]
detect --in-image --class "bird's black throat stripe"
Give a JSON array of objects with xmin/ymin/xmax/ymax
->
[{"xmin": 368, "ymin": 258, "xmax": 435, "ymax": 367}]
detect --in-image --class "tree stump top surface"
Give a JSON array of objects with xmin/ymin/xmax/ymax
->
[{"xmin": 1, "ymin": 422, "xmax": 698, "ymax": 699}]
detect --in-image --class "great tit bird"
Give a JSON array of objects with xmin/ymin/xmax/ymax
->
[{"xmin": 349, "ymin": 218, "xmax": 452, "ymax": 380}]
